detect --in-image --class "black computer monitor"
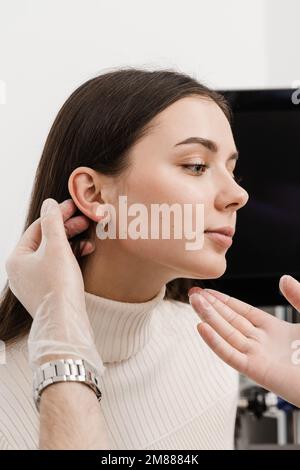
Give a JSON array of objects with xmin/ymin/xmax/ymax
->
[{"xmin": 203, "ymin": 89, "xmax": 300, "ymax": 306}]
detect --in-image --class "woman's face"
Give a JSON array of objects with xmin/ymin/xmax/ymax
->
[{"xmin": 96, "ymin": 96, "xmax": 249, "ymax": 282}]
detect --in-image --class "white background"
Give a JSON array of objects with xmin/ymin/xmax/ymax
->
[{"xmin": 0, "ymin": 0, "xmax": 299, "ymax": 289}]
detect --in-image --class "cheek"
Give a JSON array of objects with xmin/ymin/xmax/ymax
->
[
  {"xmin": 125, "ymin": 171, "xmax": 210, "ymax": 211},
  {"xmin": 115, "ymin": 174, "xmax": 211, "ymax": 251},
  {"xmin": 113, "ymin": 169, "xmax": 226, "ymax": 277}
]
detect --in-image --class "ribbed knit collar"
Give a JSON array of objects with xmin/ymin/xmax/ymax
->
[{"xmin": 84, "ymin": 284, "xmax": 167, "ymax": 364}]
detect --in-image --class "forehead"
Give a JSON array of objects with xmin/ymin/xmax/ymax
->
[{"xmin": 149, "ymin": 96, "xmax": 235, "ymax": 150}]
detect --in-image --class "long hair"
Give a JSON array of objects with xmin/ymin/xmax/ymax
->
[{"xmin": 0, "ymin": 67, "xmax": 232, "ymax": 346}]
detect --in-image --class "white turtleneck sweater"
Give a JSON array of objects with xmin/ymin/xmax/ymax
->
[{"xmin": 0, "ymin": 285, "xmax": 239, "ymax": 450}]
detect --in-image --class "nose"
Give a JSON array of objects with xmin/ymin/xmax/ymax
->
[{"xmin": 214, "ymin": 173, "xmax": 249, "ymax": 212}]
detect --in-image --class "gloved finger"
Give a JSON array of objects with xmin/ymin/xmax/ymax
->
[
  {"xmin": 59, "ymin": 198, "xmax": 78, "ymax": 222},
  {"xmin": 69, "ymin": 239, "xmax": 95, "ymax": 257},
  {"xmin": 190, "ymin": 289, "xmax": 256, "ymax": 338},
  {"xmin": 16, "ymin": 198, "xmax": 80, "ymax": 253},
  {"xmin": 39, "ymin": 198, "xmax": 68, "ymax": 244},
  {"xmin": 16, "ymin": 218, "xmax": 43, "ymax": 253},
  {"xmin": 197, "ymin": 321, "xmax": 248, "ymax": 374},
  {"xmin": 279, "ymin": 275, "xmax": 300, "ymax": 312},
  {"xmin": 189, "ymin": 293, "xmax": 249, "ymax": 353},
  {"xmin": 79, "ymin": 240, "xmax": 95, "ymax": 256},
  {"xmin": 189, "ymin": 286, "xmax": 270, "ymax": 328},
  {"xmin": 64, "ymin": 215, "xmax": 90, "ymax": 239}
]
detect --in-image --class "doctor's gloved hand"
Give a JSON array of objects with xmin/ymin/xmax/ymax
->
[
  {"xmin": 188, "ymin": 276, "xmax": 300, "ymax": 408},
  {"xmin": 5, "ymin": 198, "xmax": 105, "ymax": 375}
]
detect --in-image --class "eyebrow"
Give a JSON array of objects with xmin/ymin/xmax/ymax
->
[{"xmin": 174, "ymin": 136, "xmax": 239, "ymax": 161}]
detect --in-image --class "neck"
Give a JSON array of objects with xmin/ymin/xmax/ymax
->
[{"xmin": 81, "ymin": 240, "xmax": 172, "ymax": 302}]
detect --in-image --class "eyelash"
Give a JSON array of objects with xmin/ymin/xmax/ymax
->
[{"xmin": 181, "ymin": 163, "xmax": 243, "ymax": 183}]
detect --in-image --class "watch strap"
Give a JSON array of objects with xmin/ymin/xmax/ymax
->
[{"xmin": 33, "ymin": 357, "xmax": 102, "ymax": 411}]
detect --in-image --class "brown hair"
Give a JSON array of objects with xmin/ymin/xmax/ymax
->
[{"xmin": 0, "ymin": 67, "xmax": 232, "ymax": 346}]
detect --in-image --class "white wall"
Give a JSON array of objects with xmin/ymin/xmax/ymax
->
[
  {"xmin": 265, "ymin": 0, "xmax": 300, "ymax": 87},
  {"xmin": 0, "ymin": 0, "xmax": 299, "ymax": 289}
]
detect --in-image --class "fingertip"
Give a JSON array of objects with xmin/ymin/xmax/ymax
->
[
  {"xmin": 80, "ymin": 240, "xmax": 95, "ymax": 256},
  {"xmin": 279, "ymin": 274, "xmax": 293, "ymax": 292},
  {"xmin": 279, "ymin": 275, "xmax": 287, "ymax": 292},
  {"xmin": 188, "ymin": 286, "xmax": 203, "ymax": 297},
  {"xmin": 41, "ymin": 198, "xmax": 59, "ymax": 217},
  {"xmin": 61, "ymin": 198, "xmax": 76, "ymax": 210}
]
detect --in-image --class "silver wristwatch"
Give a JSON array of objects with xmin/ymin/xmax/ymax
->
[{"xmin": 33, "ymin": 358, "xmax": 102, "ymax": 412}]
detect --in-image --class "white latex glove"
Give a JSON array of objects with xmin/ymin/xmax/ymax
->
[
  {"xmin": 5, "ymin": 198, "xmax": 106, "ymax": 375},
  {"xmin": 188, "ymin": 276, "xmax": 300, "ymax": 408}
]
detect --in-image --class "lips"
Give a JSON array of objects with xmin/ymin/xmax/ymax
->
[
  {"xmin": 204, "ymin": 226, "xmax": 235, "ymax": 237},
  {"xmin": 204, "ymin": 226, "xmax": 234, "ymax": 249}
]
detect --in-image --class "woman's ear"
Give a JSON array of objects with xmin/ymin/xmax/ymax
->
[{"xmin": 68, "ymin": 166, "xmax": 108, "ymax": 222}]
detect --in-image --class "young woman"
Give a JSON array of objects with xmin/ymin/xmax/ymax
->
[{"xmin": 0, "ymin": 68, "xmax": 249, "ymax": 450}]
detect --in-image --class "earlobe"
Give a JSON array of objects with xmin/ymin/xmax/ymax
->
[{"xmin": 68, "ymin": 166, "xmax": 104, "ymax": 223}]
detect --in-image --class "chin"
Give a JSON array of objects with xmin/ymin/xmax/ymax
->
[
  {"xmin": 188, "ymin": 255, "xmax": 227, "ymax": 280},
  {"xmin": 204, "ymin": 268, "xmax": 226, "ymax": 279}
]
